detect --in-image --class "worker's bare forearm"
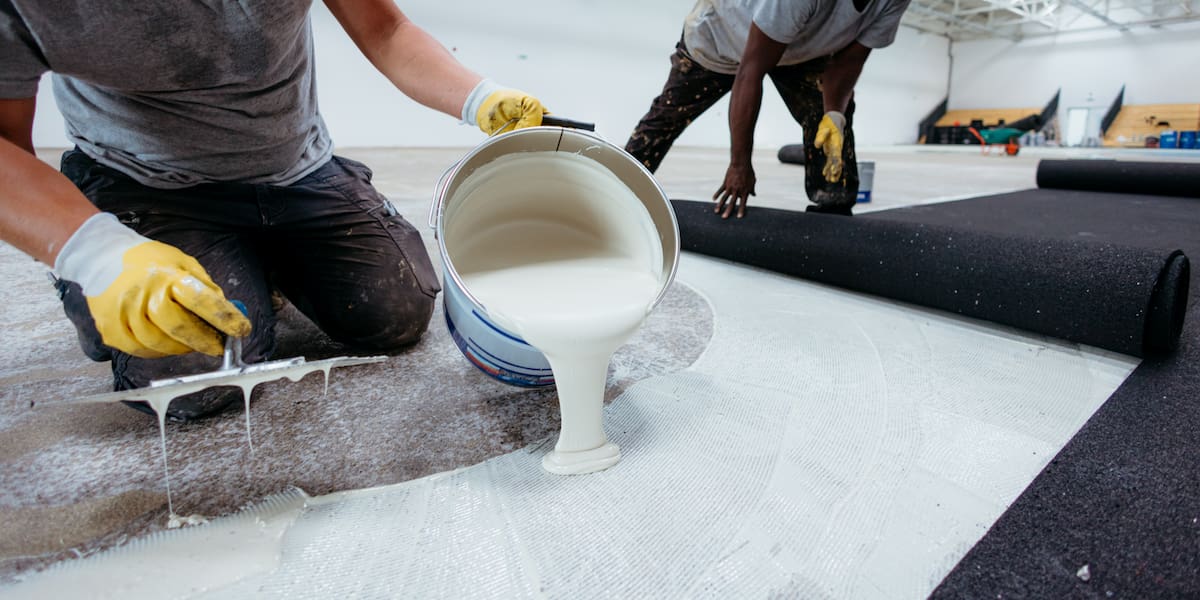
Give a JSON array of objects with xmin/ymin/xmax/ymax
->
[
  {"xmin": 324, "ymin": 0, "xmax": 481, "ymax": 120},
  {"xmin": 730, "ymin": 23, "xmax": 788, "ymax": 165},
  {"xmin": 728, "ymin": 69, "xmax": 765, "ymax": 166},
  {"xmin": 0, "ymin": 97, "xmax": 37, "ymax": 155},
  {"xmin": 0, "ymin": 136, "xmax": 97, "ymax": 265},
  {"xmin": 821, "ymin": 42, "xmax": 871, "ymax": 114}
]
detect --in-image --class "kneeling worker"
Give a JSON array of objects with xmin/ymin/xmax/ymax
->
[{"xmin": 0, "ymin": 0, "xmax": 546, "ymax": 420}]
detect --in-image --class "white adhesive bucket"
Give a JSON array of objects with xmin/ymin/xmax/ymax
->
[{"xmin": 430, "ymin": 127, "xmax": 680, "ymax": 387}]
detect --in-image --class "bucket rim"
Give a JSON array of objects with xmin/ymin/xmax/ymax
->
[{"xmin": 429, "ymin": 126, "xmax": 681, "ymax": 314}]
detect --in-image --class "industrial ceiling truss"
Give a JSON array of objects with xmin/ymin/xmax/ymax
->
[{"xmin": 902, "ymin": 0, "xmax": 1200, "ymax": 40}]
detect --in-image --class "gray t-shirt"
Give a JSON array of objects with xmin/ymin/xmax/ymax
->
[
  {"xmin": 682, "ymin": 0, "xmax": 911, "ymax": 75},
  {"xmin": 0, "ymin": 0, "xmax": 331, "ymax": 188}
]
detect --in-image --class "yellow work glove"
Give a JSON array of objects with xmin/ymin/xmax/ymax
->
[
  {"xmin": 814, "ymin": 111, "xmax": 847, "ymax": 183},
  {"xmin": 54, "ymin": 213, "xmax": 251, "ymax": 359},
  {"xmin": 463, "ymin": 78, "xmax": 546, "ymax": 135}
]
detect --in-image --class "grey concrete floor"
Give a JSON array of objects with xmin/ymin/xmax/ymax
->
[{"xmin": 0, "ymin": 143, "xmax": 1181, "ymax": 581}]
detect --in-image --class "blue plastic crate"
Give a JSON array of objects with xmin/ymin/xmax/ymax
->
[{"xmin": 1180, "ymin": 131, "xmax": 1197, "ymax": 150}]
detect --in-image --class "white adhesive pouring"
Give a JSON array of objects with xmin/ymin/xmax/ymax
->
[{"xmin": 446, "ymin": 151, "xmax": 664, "ymax": 475}]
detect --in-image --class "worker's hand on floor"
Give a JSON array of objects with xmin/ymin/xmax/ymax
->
[
  {"xmin": 814, "ymin": 111, "xmax": 846, "ymax": 182},
  {"xmin": 474, "ymin": 86, "xmax": 547, "ymax": 136},
  {"xmin": 713, "ymin": 161, "xmax": 756, "ymax": 219},
  {"xmin": 54, "ymin": 213, "xmax": 251, "ymax": 359}
]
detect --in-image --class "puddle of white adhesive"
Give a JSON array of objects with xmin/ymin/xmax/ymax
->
[
  {"xmin": 8, "ymin": 489, "xmax": 307, "ymax": 598},
  {"xmin": 5, "ymin": 255, "xmax": 1137, "ymax": 598}
]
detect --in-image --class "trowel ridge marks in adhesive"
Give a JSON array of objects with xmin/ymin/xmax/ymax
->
[{"xmin": 445, "ymin": 151, "xmax": 664, "ymax": 475}]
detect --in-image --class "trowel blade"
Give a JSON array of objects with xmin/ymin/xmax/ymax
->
[
  {"xmin": 35, "ymin": 355, "xmax": 389, "ymax": 408},
  {"xmin": 149, "ymin": 356, "xmax": 308, "ymax": 388}
]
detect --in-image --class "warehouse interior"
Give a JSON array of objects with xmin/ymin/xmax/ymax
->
[{"xmin": 1, "ymin": 0, "xmax": 1198, "ymax": 597}]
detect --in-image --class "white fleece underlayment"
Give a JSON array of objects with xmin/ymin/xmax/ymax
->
[{"xmin": 7, "ymin": 254, "xmax": 1137, "ymax": 599}]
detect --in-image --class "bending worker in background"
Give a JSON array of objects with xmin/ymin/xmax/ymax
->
[
  {"xmin": 0, "ymin": 0, "xmax": 546, "ymax": 420},
  {"xmin": 626, "ymin": 0, "xmax": 911, "ymax": 218}
]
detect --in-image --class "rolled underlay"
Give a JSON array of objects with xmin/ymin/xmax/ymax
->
[
  {"xmin": 670, "ymin": 199, "xmax": 1189, "ymax": 357},
  {"xmin": 1036, "ymin": 159, "xmax": 1200, "ymax": 199}
]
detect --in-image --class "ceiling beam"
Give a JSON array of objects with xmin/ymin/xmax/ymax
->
[
  {"xmin": 908, "ymin": 1, "xmax": 1023, "ymax": 38},
  {"xmin": 1063, "ymin": 0, "xmax": 1130, "ymax": 28},
  {"xmin": 902, "ymin": 0, "xmax": 1200, "ymax": 40}
]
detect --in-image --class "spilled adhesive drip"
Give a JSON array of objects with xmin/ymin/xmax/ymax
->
[
  {"xmin": 242, "ymin": 385, "xmax": 253, "ymax": 453},
  {"xmin": 148, "ymin": 396, "xmax": 175, "ymax": 517},
  {"xmin": 166, "ymin": 513, "xmax": 208, "ymax": 530}
]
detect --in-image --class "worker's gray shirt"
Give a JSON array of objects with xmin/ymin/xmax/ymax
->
[
  {"xmin": 0, "ymin": 0, "xmax": 331, "ymax": 189},
  {"xmin": 683, "ymin": 0, "xmax": 912, "ymax": 75}
]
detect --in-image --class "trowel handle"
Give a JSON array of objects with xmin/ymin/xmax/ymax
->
[
  {"xmin": 220, "ymin": 299, "xmax": 250, "ymax": 370},
  {"xmin": 231, "ymin": 299, "xmax": 249, "ymax": 318},
  {"xmin": 542, "ymin": 115, "xmax": 595, "ymax": 131}
]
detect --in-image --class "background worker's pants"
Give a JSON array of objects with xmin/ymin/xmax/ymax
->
[{"xmin": 625, "ymin": 38, "xmax": 860, "ymax": 212}]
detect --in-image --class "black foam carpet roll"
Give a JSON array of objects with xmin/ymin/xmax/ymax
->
[
  {"xmin": 875, "ymin": 187, "xmax": 1200, "ymax": 597},
  {"xmin": 777, "ymin": 143, "xmax": 805, "ymax": 165},
  {"xmin": 670, "ymin": 199, "xmax": 1189, "ymax": 357},
  {"xmin": 1037, "ymin": 159, "xmax": 1200, "ymax": 198}
]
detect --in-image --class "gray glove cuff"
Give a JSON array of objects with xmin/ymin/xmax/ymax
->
[
  {"xmin": 826, "ymin": 111, "xmax": 846, "ymax": 133},
  {"xmin": 462, "ymin": 78, "xmax": 502, "ymax": 126},
  {"xmin": 54, "ymin": 213, "xmax": 147, "ymax": 295}
]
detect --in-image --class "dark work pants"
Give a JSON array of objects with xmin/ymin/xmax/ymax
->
[
  {"xmin": 624, "ymin": 39, "xmax": 860, "ymax": 210},
  {"xmin": 57, "ymin": 149, "xmax": 440, "ymax": 401}
]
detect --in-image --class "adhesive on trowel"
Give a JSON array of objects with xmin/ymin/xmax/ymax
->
[
  {"xmin": 43, "ymin": 353, "xmax": 383, "ymax": 525},
  {"xmin": 448, "ymin": 151, "xmax": 662, "ymax": 475},
  {"xmin": 142, "ymin": 365, "xmax": 338, "ymax": 527}
]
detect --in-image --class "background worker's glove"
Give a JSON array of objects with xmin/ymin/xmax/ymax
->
[
  {"xmin": 814, "ymin": 111, "xmax": 847, "ymax": 182},
  {"xmin": 54, "ymin": 213, "xmax": 251, "ymax": 359},
  {"xmin": 462, "ymin": 78, "xmax": 546, "ymax": 135}
]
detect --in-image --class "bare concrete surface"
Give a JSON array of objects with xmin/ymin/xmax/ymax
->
[{"xmin": 0, "ymin": 143, "xmax": 1134, "ymax": 582}]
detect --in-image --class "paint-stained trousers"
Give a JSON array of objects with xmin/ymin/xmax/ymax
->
[
  {"xmin": 625, "ymin": 39, "xmax": 860, "ymax": 211},
  {"xmin": 55, "ymin": 149, "xmax": 441, "ymax": 419}
]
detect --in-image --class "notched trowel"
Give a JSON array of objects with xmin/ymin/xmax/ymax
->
[{"xmin": 34, "ymin": 323, "xmax": 387, "ymax": 411}]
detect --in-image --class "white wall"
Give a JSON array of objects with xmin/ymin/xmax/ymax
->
[
  {"xmin": 948, "ymin": 21, "xmax": 1200, "ymax": 123},
  {"xmin": 30, "ymin": 1, "xmax": 949, "ymax": 149},
  {"xmin": 852, "ymin": 26, "xmax": 951, "ymax": 145}
]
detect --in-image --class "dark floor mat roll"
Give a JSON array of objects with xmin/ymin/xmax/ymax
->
[
  {"xmin": 1037, "ymin": 159, "xmax": 1200, "ymax": 198},
  {"xmin": 672, "ymin": 199, "xmax": 1189, "ymax": 356},
  {"xmin": 777, "ymin": 143, "xmax": 805, "ymax": 165},
  {"xmin": 874, "ymin": 187, "xmax": 1200, "ymax": 597}
]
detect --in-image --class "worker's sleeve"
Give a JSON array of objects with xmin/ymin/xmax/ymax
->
[
  {"xmin": 0, "ymin": 3, "xmax": 50, "ymax": 98},
  {"xmin": 752, "ymin": 0, "xmax": 818, "ymax": 45},
  {"xmin": 856, "ymin": 0, "xmax": 914, "ymax": 49}
]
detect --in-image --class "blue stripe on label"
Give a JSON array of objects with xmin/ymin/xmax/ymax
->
[
  {"xmin": 471, "ymin": 310, "xmax": 531, "ymax": 346},
  {"xmin": 467, "ymin": 337, "xmax": 553, "ymax": 373}
]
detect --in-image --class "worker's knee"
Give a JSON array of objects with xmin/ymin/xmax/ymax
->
[{"xmin": 322, "ymin": 290, "xmax": 436, "ymax": 352}]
